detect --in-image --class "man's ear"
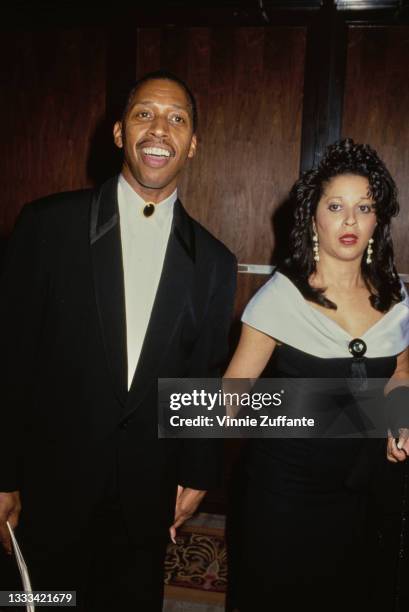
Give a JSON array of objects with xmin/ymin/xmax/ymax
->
[
  {"xmin": 113, "ymin": 121, "xmax": 123, "ymax": 149},
  {"xmin": 188, "ymin": 133, "xmax": 197, "ymax": 159}
]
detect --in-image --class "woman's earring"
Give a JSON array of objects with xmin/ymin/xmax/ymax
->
[
  {"xmin": 366, "ymin": 238, "xmax": 374, "ymax": 264},
  {"xmin": 313, "ymin": 230, "xmax": 320, "ymax": 262}
]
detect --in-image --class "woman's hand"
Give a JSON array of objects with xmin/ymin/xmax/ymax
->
[
  {"xmin": 385, "ymin": 348, "xmax": 409, "ymax": 463},
  {"xmin": 387, "ymin": 428, "xmax": 409, "ymax": 462}
]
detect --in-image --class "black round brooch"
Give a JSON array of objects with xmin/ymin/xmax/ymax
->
[{"xmin": 348, "ymin": 338, "xmax": 367, "ymax": 358}]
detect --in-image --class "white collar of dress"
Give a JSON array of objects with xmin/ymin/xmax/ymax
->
[{"xmin": 241, "ymin": 271, "xmax": 409, "ymax": 359}]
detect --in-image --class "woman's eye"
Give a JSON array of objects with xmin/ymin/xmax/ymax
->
[
  {"xmin": 358, "ymin": 204, "xmax": 373, "ymax": 213},
  {"xmin": 328, "ymin": 203, "xmax": 342, "ymax": 211}
]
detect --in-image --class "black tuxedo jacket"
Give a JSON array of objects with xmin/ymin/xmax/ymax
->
[{"xmin": 0, "ymin": 176, "xmax": 237, "ymax": 555}]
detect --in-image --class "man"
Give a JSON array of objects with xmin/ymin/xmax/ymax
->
[{"xmin": 0, "ymin": 70, "xmax": 237, "ymax": 611}]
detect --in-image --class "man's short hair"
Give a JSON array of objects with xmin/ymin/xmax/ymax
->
[{"xmin": 121, "ymin": 70, "xmax": 198, "ymax": 133}]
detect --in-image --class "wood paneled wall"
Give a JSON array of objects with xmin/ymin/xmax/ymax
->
[
  {"xmin": 138, "ymin": 27, "xmax": 306, "ymax": 263},
  {"xmin": 1, "ymin": 20, "xmax": 408, "ymax": 288},
  {"xmin": 0, "ymin": 28, "xmax": 106, "ymax": 236},
  {"xmin": 342, "ymin": 26, "xmax": 409, "ymax": 274}
]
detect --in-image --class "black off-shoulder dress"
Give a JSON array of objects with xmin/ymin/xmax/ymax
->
[{"xmin": 228, "ymin": 272, "xmax": 409, "ymax": 612}]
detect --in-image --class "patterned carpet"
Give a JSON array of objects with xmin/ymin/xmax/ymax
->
[{"xmin": 163, "ymin": 513, "xmax": 226, "ymax": 611}]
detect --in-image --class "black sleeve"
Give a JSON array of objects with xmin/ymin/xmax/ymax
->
[
  {"xmin": 0, "ymin": 204, "xmax": 48, "ymax": 491},
  {"xmin": 177, "ymin": 252, "xmax": 237, "ymax": 490}
]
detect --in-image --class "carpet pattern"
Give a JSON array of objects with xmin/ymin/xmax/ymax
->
[{"xmin": 164, "ymin": 513, "xmax": 227, "ymax": 607}]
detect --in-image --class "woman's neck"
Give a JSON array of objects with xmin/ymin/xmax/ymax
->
[{"xmin": 311, "ymin": 254, "xmax": 365, "ymax": 291}]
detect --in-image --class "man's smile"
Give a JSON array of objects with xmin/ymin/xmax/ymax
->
[
  {"xmin": 142, "ymin": 146, "xmax": 172, "ymax": 158},
  {"xmin": 138, "ymin": 142, "xmax": 176, "ymax": 169}
]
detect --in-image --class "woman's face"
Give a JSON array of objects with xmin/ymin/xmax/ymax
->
[{"xmin": 314, "ymin": 173, "xmax": 377, "ymax": 263}]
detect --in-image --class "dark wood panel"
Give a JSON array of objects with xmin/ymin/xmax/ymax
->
[
  {"xmin": 342, "ymin": 26, "xmax": 409, "ymax": 273},
  {"xmin": 136, "ymin": 26, "xmax": 306, "ymax": 318},
  {"xmin": 300, "ymin": 8, "xmax": 347, "ymax": 172},
  {"xmin": 136, "ymin": 28, "xmax": 162, "ymax": 74},
  {"xmin": 0, "ymin": 27, "xmax": 106, "ymax": 236}
]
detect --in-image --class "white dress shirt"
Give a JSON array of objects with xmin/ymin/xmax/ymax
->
[{"xmin": 117, "ymin": 174, "xmax": 176, "ymax": 389}]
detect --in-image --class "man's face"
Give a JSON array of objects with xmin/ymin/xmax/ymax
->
[{"xmin": 113, "ymin": 78, "xmax": 197, "ymax": 201}]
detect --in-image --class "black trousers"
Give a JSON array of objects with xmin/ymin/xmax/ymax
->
[{"xmin": 0, "ymin": 497, "xmax": 168, "ymax": 612}]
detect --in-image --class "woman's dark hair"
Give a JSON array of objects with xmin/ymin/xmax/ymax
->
[{"xmin": 279, "ymin": 138, "xmax": 402, "ymax": 312}]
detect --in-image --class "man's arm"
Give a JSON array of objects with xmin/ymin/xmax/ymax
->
[
  {"xmin": 170, "ymin": 252, "xmax": 237, "ymax": 538},
  {"xmin": 0, "ymin": 203, "xmax": 47, "ymax": 551}
]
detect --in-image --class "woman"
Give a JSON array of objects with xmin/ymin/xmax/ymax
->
[{"xmin": 225, "ymin": 139, "xmax": 409, "ymax": 612}]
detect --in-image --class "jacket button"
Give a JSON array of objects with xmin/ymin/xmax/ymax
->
[{"xmin": 120, "ymin": 420, "xmax": 129, "ymax": 430}]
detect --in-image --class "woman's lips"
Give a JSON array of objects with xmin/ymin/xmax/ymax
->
[{"xmin": 339, "ymin": 234, "xmax": 358, "ymax": 245}]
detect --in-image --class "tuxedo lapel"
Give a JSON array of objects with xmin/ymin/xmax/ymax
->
[
  {"xmin": 124, "ymin": 199, "xmax": 195, "ymax": 418},
  {"xmin": 90, "ymin": 176, "xmax": 128, "ymax": 407}
]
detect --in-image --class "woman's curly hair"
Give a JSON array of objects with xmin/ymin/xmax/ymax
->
[{"xmin": 279, "ymin": 138, "xmax": 402, "ymax": 312}]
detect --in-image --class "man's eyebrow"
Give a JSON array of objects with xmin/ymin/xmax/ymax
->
[{"xmin": 133, "ymin": 99, "xmax": 191, "ymax": 111}]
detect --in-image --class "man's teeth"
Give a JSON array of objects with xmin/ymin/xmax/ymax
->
[{"xmin": 142, "ymin": 147, "xmax": 171, "ymax": 158}]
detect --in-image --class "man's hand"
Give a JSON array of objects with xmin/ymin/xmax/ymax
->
[
  {"xmin": 387, "ymin": 428, "xmax": 409, "ymax": 463},
  {"xmin": 0, "ymin": 491, "xmax": 21, "ymax": 555},
  {"xmin": 169, "ymin": 485, "xmax": 206, "ymax": 543}
]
